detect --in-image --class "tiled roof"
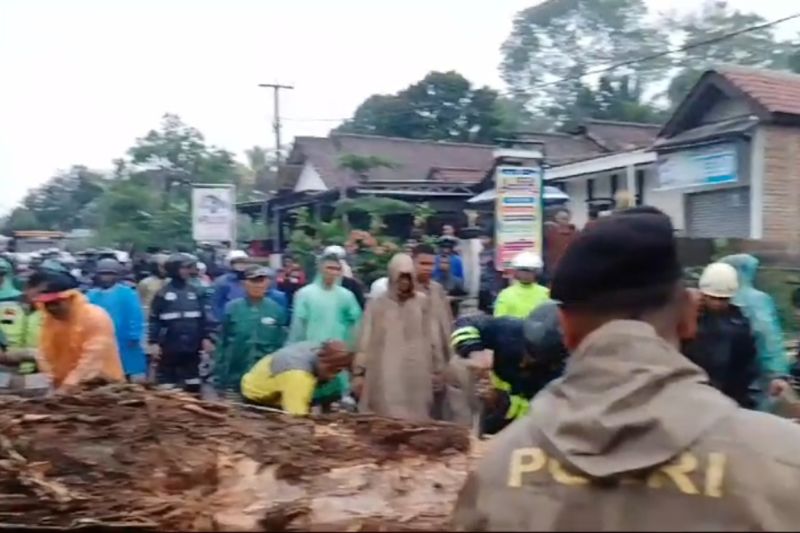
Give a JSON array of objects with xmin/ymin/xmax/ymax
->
[
  {"xmin": 584, "ymin": 119, "xmax": 660, "ymax": 151},
  {"xmin": 718, "ymin": 65, "xmax": 800, "ymax": 117},
  {"xmin": 515, "ymin": 132, "xmax": 608, "ymax": 165},
  {"xmin": 285, "ymin": 134, "xmax": 495, "ymax": 189}
]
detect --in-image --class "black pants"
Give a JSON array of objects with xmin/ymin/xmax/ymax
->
[{"xmin": 156, "ymin": 351, "xmax": 201, "ymax": 393}]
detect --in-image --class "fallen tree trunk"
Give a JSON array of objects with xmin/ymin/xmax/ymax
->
[{"xmin": 0, "ymin": 384, "xmax": 473, "ymax": 531}]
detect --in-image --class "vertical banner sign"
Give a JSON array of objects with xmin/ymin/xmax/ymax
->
[
  {"xmin": 191, "ymin": 184, "xmax": 236, "ymax": 243},
  {"xmin": 495, "ymin": 166, "xmax": 543, "ymax": 270}
]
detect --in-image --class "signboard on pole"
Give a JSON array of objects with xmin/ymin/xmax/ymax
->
[
  {"xmin": 191, "ymin": 184, "xmax": 236, "ymax": 243},
  {"xmin": 495, "ymin": 166, "xmax": 543, "ymax": 270}
]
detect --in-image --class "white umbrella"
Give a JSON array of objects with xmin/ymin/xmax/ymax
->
[{"xmin": 467, "ymin": 186, "xmax": 569, "ymax": 204}]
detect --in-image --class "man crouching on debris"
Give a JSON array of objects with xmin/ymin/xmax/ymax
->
[
  {"xmin": 29, "ymin": 269, "xmax": 124, "ymax": 393},
  {"xmin": 240, "ymin": 340, "xmax": 353, "ymax": 415}
]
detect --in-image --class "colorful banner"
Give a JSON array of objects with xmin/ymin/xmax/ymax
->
[
  {"xmin": 192, "ymin": 185, "xmax": 236, "ymax": 243},
  {"xmin": 495, "ymin": 166, "xmax": 543, "ymax": 270}
]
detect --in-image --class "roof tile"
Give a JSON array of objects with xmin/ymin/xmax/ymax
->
[{"xmin": 718, "ymin": 65, "xmax": 800, "ymax": 116}]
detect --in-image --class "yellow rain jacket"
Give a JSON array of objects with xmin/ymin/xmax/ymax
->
[
  {"xmin": 38, "ymin": 290, "xmax": 124, "ymax": 389},
  {"xmin": 241, "ymin": 341, "xmax": 322, "ymax": 415},
  {"xmin": 494, "ymin": 282, "xmax": 550, "ymax": 319}
]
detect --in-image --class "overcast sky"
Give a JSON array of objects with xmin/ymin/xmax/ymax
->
[{"xmin": 1, "ymin": 0, "xmax": 798, "ymax": 215}]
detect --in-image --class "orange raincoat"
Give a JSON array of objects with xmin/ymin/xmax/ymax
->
[{"xmin": 37, "ymin": 290, "xmax": 124, "ymax": 388}]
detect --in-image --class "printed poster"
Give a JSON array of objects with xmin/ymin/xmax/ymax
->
[
  {"xmin": 192, "ymin": 185, "xmax": 236, "ymax": 243},
  {"xmin": 494, "ymin": 166, "xmax": 543, "ymax": 270}
]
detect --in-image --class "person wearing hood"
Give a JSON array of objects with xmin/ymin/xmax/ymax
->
[
  {"xmin": 681, "ymin": 262, "xmax": 758, "ymax": 408},
  {"xmin": 322, "ymin": 245, "xmax": 365, "ymax": 309},
  {"xmin": 453, "ymin": 209, "xmax": 800, "ymax": 531},
  {"xmin": 215, "ymin": 265, "xmax": 287, "ymax": 398},
  {"xmin": 29, "ymin": 269, "xmax": 123, "ymax": 392},
  {"xmin": 719, "ymin": 253, "xmax": 791, "ymax": 404},
  {"xmin": 86, "ymin": 258, "xmax": 148, "ymax": 381},
  {"xmin": 148, "ymin": 253, "xmax": 215, "ymax": 392},
  {"xmin": 213, "ymin": 250, "xmax": 287, "ymax": 320},
  {"xmin": 494, "ymin": 251, "xmax": 550, "ymax": 319},
  {"xmin": 352, "ymin": 253, "xmax": 442, "ymax": 422},
  {"xmin": 287, "ymin": 253, "xmax": 362, "ymax": 348}
]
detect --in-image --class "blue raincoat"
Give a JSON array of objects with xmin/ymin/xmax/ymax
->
[
  {"xmin": 720, "ymin": 254, "xmax": 788, "ymax": 400},
  {"xmin": 87, "ymin": 283, "xmax": 148, "ymax": 376}
]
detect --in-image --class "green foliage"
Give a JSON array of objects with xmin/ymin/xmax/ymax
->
[
  {"xmin": 501, "ymin": 0, "xmax": 669, "ymax": 127},
  {"xmin": 2, "ymin": 165, "xmax": 105, "ymax": 233},
  {"xmin": 337, "ymin": 154, "xmax": 398, "ymax": 180},
  {"xmin": 285, "ymin": 198, "xmax": 435, "ymax": 285},
  {"xmin": 663, "ymin": 1, "xmax": 796, "ymax": 108},
  {"xmin": 337, "ymin": 71, "xmax": 507, "ymax": 143}
]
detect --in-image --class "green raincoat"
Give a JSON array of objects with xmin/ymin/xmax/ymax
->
[
  {"xmin": 216, "ymin": 297, "xmax": 287, "ymax": 392},
  {"xmin": 720, "ymin": 254, "xmax": 789, "ymax": 408},
  {"xmin": 288, "ymin": 275, "xmax": 362, "ymax": 348}
]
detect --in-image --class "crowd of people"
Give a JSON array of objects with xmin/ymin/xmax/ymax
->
[{"xmin": 3, "ymin": 205, "xmax": 800, "ymax": 528}]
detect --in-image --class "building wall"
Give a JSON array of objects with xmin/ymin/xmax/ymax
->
[
  {"xmin": 762, "ymin": 125, "xmax": 800, "ymax": 251},
  {"xmin": 561, "ymin": 167, "xmax": 685, "ymax": 232}
]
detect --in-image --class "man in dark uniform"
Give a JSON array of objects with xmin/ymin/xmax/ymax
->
[
  {"xmin": 449, "ymin": 302, "xmax": 566, "ymax": 434},
  {"xmin": 148, "ymin": 253, "xmax": 215, "ymax": 393},
  {"xmin": 452, "ymin": 208, "xmax": 800, "ymax": 531}
]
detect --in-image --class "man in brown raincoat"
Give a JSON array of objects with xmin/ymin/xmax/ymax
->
[
  {"xmin": 412, "ymin": 244, "xmax": 453, "ymax": 418},
  {"xmin": 352, "ymin": 253, "xmax": 443, "ymax": 422},
  {"xmin": 452, "ymin": 208, "xmax": 800, "ymax": 532}
]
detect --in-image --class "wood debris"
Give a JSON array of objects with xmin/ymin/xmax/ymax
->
[{"xmin": 0, "ymin": 384, "xmax": 472, "ymax": 531}]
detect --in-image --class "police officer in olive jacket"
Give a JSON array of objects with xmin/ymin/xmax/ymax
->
[
  {"xmin": 148, "ymin": 253, "xmax": 215, "ymax": 392},
  {"xmin": 453, "ymin": 209, "xmax": 800, "ymax": 532}
]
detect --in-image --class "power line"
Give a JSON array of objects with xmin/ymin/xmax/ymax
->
[
  {"xmin": 272, "ymin": 11, "xmax": 800, "ymax": 124},
  {"xmin": 535, "ymin": 10, "xmax": 800, "ymax": 89}
]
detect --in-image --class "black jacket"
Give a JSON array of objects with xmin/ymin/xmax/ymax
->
[
  {"xmin": 148, "ymin": 280, "xmax": 214, "ymax": 355},
  {"xmin": 341, "ymin": 276, "xmax": 366, "ymax": 309},
  {"xmin": 682, "ymin": 305, "xmax": 758, "ymax": 408}
]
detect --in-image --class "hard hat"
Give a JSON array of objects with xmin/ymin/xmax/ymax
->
[
  {"xmin": 511, "ymin": 251, "xmax": 543, "ymax": 270},
  {"xmin": 699, "ymin": 262, "xmax": 739, "ymax": 298},
  {"xmin": 323, "ymin": 245, "xmax": 347, "ymax": 260},
  {"xmin": 226, "ymin": 250, "xmax": 248, "ymax": 264},
  {"xmin": 95, "ymin": 258, "xmax": 121, "ymax": 275}
]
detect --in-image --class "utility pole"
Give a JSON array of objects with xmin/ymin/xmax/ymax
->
[
  {"xmin": 258, "ymin": 82, "xmax": 293, "ymax": 256},
  {"xmin": 257, "ymin": 82, "xmax": 294, "ymax": 168}
]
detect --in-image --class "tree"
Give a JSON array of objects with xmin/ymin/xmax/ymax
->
[
  {"xmin": 338, "ymin": 154, "xmax": 397, "ymax": 181},
  {"xmin": 240, "ymin": 146, "xmax": 278, "ymax": 196},
  {"xmin": 664, "ymin": 0, "xmax": 796, "ymax": 108},
  {"xmin": 2, "ymin": 165, "xmax": 105, "ymax": 233},
  {"xmin": 501, "ymin": 0, "xmax": 670, "ymax": 126},
  {"xmin": 127, "ymin": 113, "xmax": 239, "ymax": 206},
  {"xmin": 93, "ymin": 114, "xmax": 239, "ymax": 249},
  {"xmin": 337, "ymin": 71, "xmax": 507, "ymax": 143}
]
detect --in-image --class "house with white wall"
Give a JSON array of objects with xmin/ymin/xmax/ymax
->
[{"xmin": 546, "ymin": 65, "xmax": 800, "ymax": 252}]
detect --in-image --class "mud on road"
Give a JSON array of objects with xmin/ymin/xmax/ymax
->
[{"xmin": 0, "ymin": 383, "xmax": 472, "ymax": 531}]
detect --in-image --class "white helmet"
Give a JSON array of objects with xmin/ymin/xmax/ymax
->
[
  {"xmin": 226, "ymin": 250, "xmax": 248, "ymax": 265},
  {"xmin": 323, "ymin": 245, "xmax": 347, "ymax": 260},
  {"xmin": 369, "ymin": 277, "xmax": 389, "ymax": 299},
  {"xmin": 699, "ymin": 262, "xmax": 739, "ymax": 298},
  {"xmin": 511, "ymin": 251, "xmax": 543, "ymax": 270}
]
